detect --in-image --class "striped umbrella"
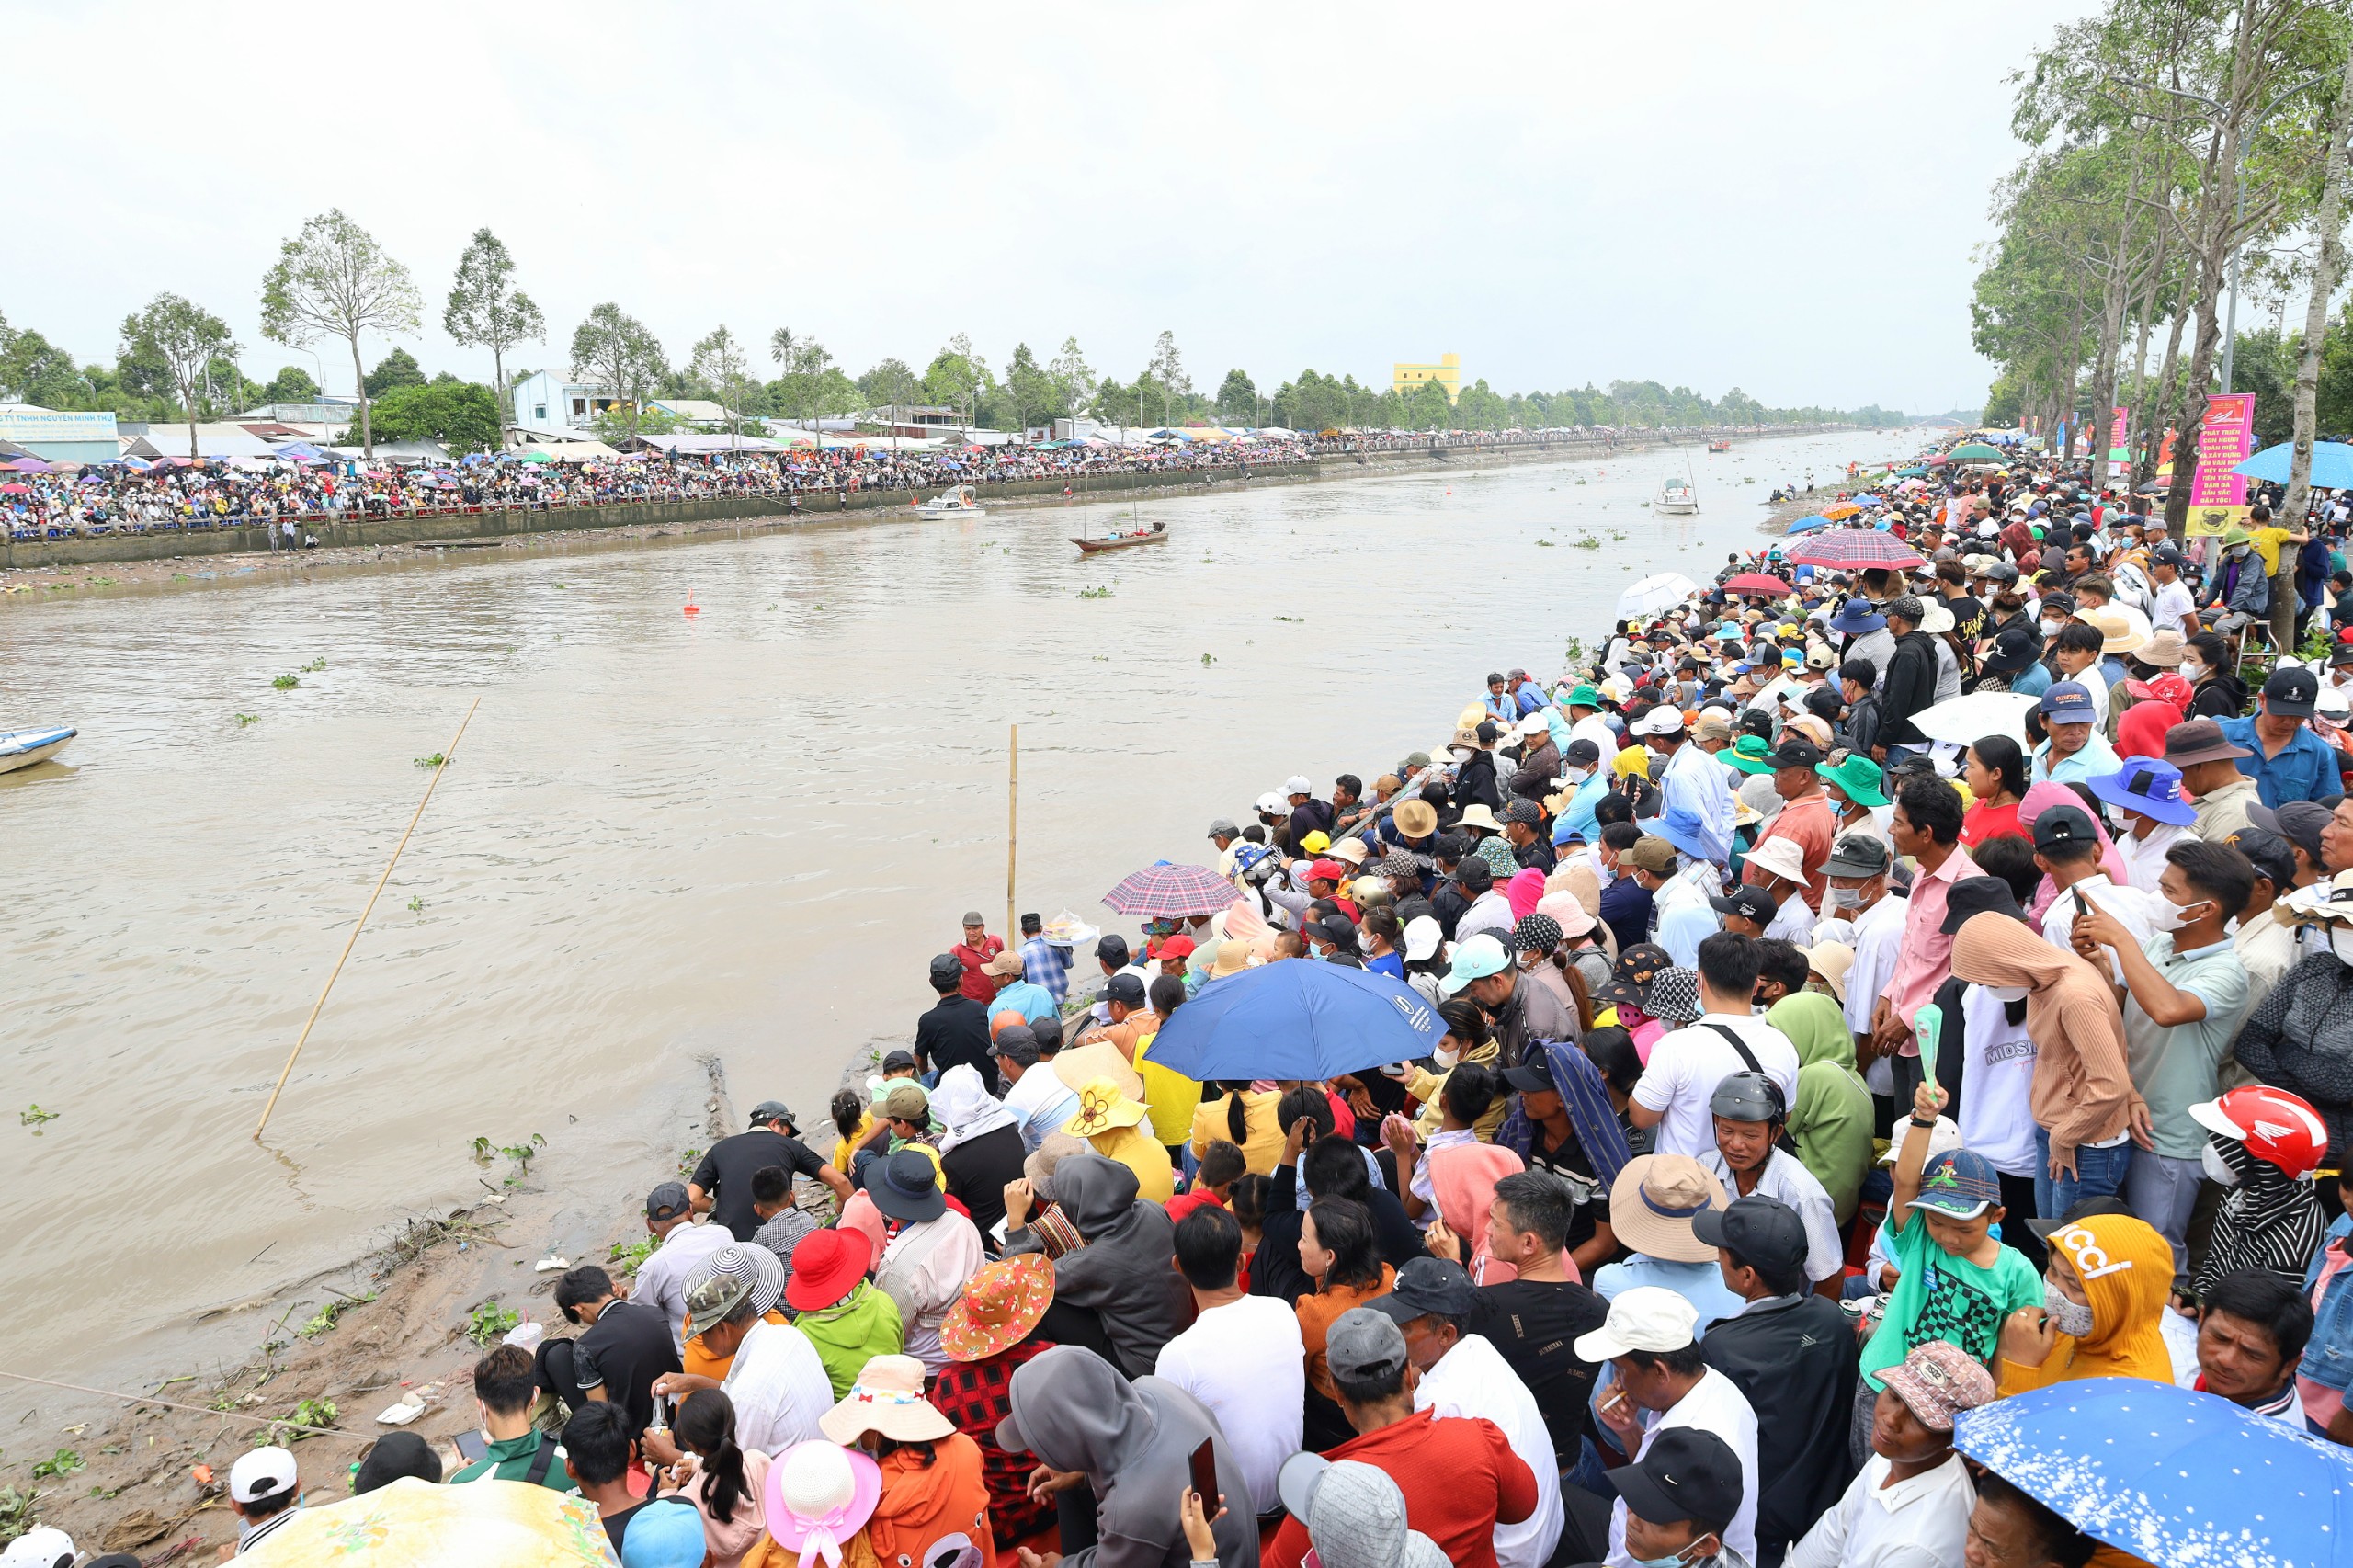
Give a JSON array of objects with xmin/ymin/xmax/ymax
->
[
  {"xmin": 1786, "ymin": 531, "xmax": 1927, "ymax": 571},
  {"xmin": 1102, "ymin": 862, "xmax": 1240, "ymax": 918}
]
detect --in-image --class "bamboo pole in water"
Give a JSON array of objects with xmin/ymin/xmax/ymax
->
[
  {"xmin": 1006, "ymin": 723, "xmax": 1019, "ymax": 941},
  {"xmin": 253, "ymin": 697, "xmax": 482, "ymax": 1141}
]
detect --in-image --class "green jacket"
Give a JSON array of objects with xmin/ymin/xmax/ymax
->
[
  {"xmin": 1768, "ymin": 990, "xmax": 1876, "ymax": 1225},
  {"xmin": 795, "ymin": 1280, "xmax": 904, "ymax": 1399},
  {"xmin": 448, "ymin": 1430, "xmax": 577, "ymax": 1491}
]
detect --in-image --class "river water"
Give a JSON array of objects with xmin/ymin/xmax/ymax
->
[{"xmin": 1, "ymin": 428, "xmax": 1916, "ymax": 1384}]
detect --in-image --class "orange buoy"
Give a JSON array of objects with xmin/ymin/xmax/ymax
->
[{"xmin": 683, "ymin": 592, "xmax": 700, "ymax": 617}]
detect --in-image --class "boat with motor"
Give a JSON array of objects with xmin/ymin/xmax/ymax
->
[
  {"xmin": 915, "ymin": 484, "xmax": 985, "ymax": 520},
  {"xmin": 1707, "ymin": 439, "xmax": 1731, "ymax": 452},
  {"xmin": 1073, "ymin": 521, "xmax": 1169, "ymax": 553},
  {"xmin": 0, "ymin": 725, "xmax": 75, "ymax": 773},
  {"xmin": 1654, "ymin": 479, "xmax": 1699, "ymax": 515}
]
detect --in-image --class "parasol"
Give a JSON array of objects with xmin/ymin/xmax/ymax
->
[
  {"xmin": 1785, "ymin": 532, "xmax": 1926, "ymax": 571},
  {"xmin": 1101, "ymin": 862, "xmax": 1241, "ymax": 918},
  {"xmin": 1614, "ymin": 572, "xmax": 1700, "ymax": 619},
  {"xmin": 1955, "ymin": 1378, "xmax": 2353, "ymax": 1568},
  {"xmin": 239, "ymin": 1475, "xmax": 618, "ymax": 1567},
  {"xmin": 1908, "ymin": 690, "xmax": 2040, "ymax": 747},
  {"xmin": 2233, "ymin": 439, "xmax": 2353, "ymax": 490},
  {"xmin": 1784, "ymin": 514, "xmax": 1835, "ymax": 534},
  {"xmin": 1142, "ymin": 959, "xmax": 1443, "ymax": 1080},
  {"xmin": 1723, "ymin": 573, "xmax": 1794, "ymax": 597}
]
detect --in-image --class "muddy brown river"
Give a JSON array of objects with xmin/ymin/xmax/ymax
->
[{"xmin": 1, "ymin": 429, "xmax": 1915, "ymax": 1389}]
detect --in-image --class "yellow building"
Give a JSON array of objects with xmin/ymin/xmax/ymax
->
[{"xmin": 1392, "ymin": 353, "xmax": 1461, "ymax": 403}]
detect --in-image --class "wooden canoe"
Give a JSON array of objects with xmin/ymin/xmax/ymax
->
[{"xmin": 1072, "ymin": 530, "xmax": 1169, "ymax": 553}]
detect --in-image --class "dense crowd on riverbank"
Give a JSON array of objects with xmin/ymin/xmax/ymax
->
[{"xmin": 25, "ymin": 432, "xmax": 2353, "ymax": 1568}]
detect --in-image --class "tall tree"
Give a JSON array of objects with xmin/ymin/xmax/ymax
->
[
  {"xmin": 119, "ymin": 292, "xmax": 238, "ymax": 459},
  {"xmin": 1048, "ymin": 336, "xmax": 1097, "ymax": 418},
  {"xmin": 1216, "ymin": 368, "xmax": 1257, "ymax": 424},
  {"xmin": 442, "ymin": 228, "xmax": 544, "ymax": 434},
  {"xmin": 258, "ymin": 209, "xmax": 422, "ymax": 458},
  {"xmin": 568, "ymin": 304, "xmax": 666, "ymax": 444},
  {"xmin": 768, "ymin": 328, "xmax": 836, "ymax": 426},
  {"xmin": 688, "ymin": 324, "xmax": 757, "ymax": 446},
  {"xmin": 1146, "ymin": 330, "xmax": 1188, "ymax": 426},
  {"xmin": 2282, "ymin": 43, "xmax": 2353, "ymax": 592}
]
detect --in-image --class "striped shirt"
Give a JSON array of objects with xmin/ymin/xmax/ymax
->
[{"xmin": 1019, "ymin": 935, "xmax": 1072, "ymax": 1004}]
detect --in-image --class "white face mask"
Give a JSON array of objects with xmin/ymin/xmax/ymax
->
[
  {"xmin": 1563, "ymin": 766, "xmax": 1592, "ymax": 784},
  {"xmin": 2200, "ymin": 1142, "xmax": 2241, "ymax": 1187},
  {"xmin": 1980, "ymin": 983, "xmax": 2029, "ymax": 1003},
  {"xmin": 2181, "ymin": 659, "xmax": 2208, "ymax": 681},
  {"xmin": 2042, "ymin": 1280, "xmax": 2095, "ymax": 1338},
  {"xmin": 2147, "ymin": 896, "xmax": 2210, "ymax": 934},
  {"xmin": 2040, "ymin": 619, "xmax": 2067, "ymax": 637},
  {"xmin": 1432, "ymin": 1042, "xmax": 1461, "ymax": 1069},
  {"xmin": 1828, "ymin": 886, "xmax": 1863, "ymax": 911}
]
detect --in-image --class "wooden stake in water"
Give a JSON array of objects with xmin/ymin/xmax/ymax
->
[
  {"xmin": 1006, "ymin": 723, "xmax": 1019, "ymax": 941},
  {"xmin": 253, "ymin": 697, "xmax": 482, "ymax": 1142}
]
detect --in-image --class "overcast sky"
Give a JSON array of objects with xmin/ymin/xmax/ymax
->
[{"xmin": 6, "ymin": 2, "xmax": 2096, "ymax": 416}]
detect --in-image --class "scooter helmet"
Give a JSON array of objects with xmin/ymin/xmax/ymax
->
[
  {"xmin": 1709, "ymin": 1070, "xmax": 1787, "ymax": 1125},
  {"xmin": 2188, "ymin": 1085, "xmax": 2327, "ymax": 1179}
]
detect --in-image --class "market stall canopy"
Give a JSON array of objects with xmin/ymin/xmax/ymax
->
[
  {"xmin": 2232, "ymin": 439, "xmax": 2353, "ymax": 490},
  {"xmin": 1142, "ymin": 959, "xmax": 1443, "ymax": 1082}
]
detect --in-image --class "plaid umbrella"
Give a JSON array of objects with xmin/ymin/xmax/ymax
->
[
  {"xmin": 1786, "ymin": 531, "xmax": 1926, "ymax": 571},
  {"xmin": 1101, "ymin": 861, "xmax": 1240, "ymax": 918}
]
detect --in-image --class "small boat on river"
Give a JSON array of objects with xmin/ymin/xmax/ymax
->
[
  {"xmin": 915, "ymin": 485, "xmax": 985, "ymax": 520},
  {"xmin": 0, "ymin": 725, "xmax": 76, "ymax": 773},
  {"xmin": 1654, "ymin": 479, "xmax": 1699, "ymax": 515},
  {"xmin": 1073, "ymin": 522, "xmax": 1169, "ymax": 553},
  {"xmin": 1707, "ymin": 439, "xmax": 1732, "ymax": 452}
]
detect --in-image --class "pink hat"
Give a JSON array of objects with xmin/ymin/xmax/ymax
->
[
  {"xmin": 763, "ymin": 1440, "xmax": 881, "ymax": 1568},
  {"xmin": 1877, "ymin": 1341, "xmax": 1995, "ymax": 1432}
]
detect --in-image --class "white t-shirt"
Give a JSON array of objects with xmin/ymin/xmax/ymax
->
[
  {"xmin": 1958, "ymin": 985, "xmax": 2040, "ymax": 1178},
  {"xmin": 1154, "ymin": 1295, "xmax": 1305, "ymax": 1516},
  {"xmin": 2040, "ymin": 873, "xmax": 2158, "ymax": 983},
  {"xmin": 2151, "ymin": 577, "xmax": 2199, "ymax": 638},
  {"xmin": 2115, "ymin": 824, "xmax": 2187, "ymax": 896},
  {"xmin": 1786, "ymin": 1451, "xmax": 1976, "ymax": 1568},
  {"xmin": 1633, "ymin": 1015, "xmax": 1802, "ymax": 1160},
  {"xmin": 1605, "ymin": 1366, "xmax": 1760, "ymax": 1568},
  {"xmin": 1841, "ymin": 893, "xmax": 1908, "ymax": 1040},
  {"xmin": 1417, "ymin": 1334, "xmax": 1564, "ymax": 1568},
  {"xmin": 1699, "ymin": 1148, "xmax": 1847, "ymax": 1283}
]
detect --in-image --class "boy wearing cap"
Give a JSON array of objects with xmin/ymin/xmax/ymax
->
[
  {"xmin": 2029, "ymin": 803, "xmax": 2158, "ymax": 983},
  {"xmin": 1576, "ymin": 1286, "xmax": 1760, "ymax": 1567},
  {"xmin": 1854, "ymin": 1081, "xmax": 2040, "ymax": 1461},
  {"xmin": 1264, "ymin": 1308, "xmax": 1539, "ymax": 1568},
  {"xmin": 1787, "ymin": 1342, "xmax": 1991, "ymax": 1568},
  {"xmin": 224, "ymin": 1446, "xmax": 303, "ymax": 1555}
]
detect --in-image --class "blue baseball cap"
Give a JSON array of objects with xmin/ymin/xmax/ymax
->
[
  {"xmin": 622, "ymin": 1501, "xmax": 711, "ymax": 1568},
  {"xmin": 1909, "ymin": 1149, "xmax": 2002, "ymax": 1219},
  {"xmin": 2085, "ymin": 756, "xmax": 2197, "ymax": 827},
  {"xmin": 2038, "ymin": 681, "xmax": 2097, "ymax": 724},
  {"xmin": 1649, "ymin": 803, "xmax": 1711, "ymax": 863}
]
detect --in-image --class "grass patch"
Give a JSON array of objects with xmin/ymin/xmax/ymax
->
[
  {"xmin": 465, "ymin": 1301, "xmax": 521, "ymax": 1347},
  {"xmin": 19, "ymin": 1105, "xmax": 58, "ymax": 1128},
  {"xmin": 272, "ymin": 674, "xmax": 300, "ymax": 689}
]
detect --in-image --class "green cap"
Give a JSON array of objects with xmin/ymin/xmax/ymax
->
[
  {"xmin": 1817, "ymin": 754, "xmax": 1890, "ymax": 807},
  {"xmin": 683, "ymin": 1268, "xmax": 755, "ymax": 1339},
  {"xmin": 1562, "ymin": 684, "xmax": 1601, "ymax": 710},
  {"xmin": 1725, "ymin": 735, "xmax": 1777, "ymax": 775}
]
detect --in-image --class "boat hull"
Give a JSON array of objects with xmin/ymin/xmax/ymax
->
[
  {"xmin": 1653, "ymin": 499, "xmax": 1699, "ymax": 515},
  {"xmin": 0, "ymin": 726, "xmax": 75, "ymax": 773},
  {"xmin": 915, "ymin": 505, "xmax": 986, "ymax": 520},
  {"xmin": 1072, "ymin": 533, "xmax": 1169, "ymax": 553}
]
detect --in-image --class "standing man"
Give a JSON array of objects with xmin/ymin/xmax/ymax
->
[
  {"xmin": 1876, "ymin": 597, "xmax": 1940, "ymax": 760},
  {"xmin": 2169, "ymin": 722, "xmax": 2263, "ymax": 845},
  {"xmin": 949, "ymin": 911, "xmax": 1004, "ymax": 1003},
  {"xmin": 1638, "ymin": 707, "xmax": 1736, "ymax": 866},
  {"xmin": 1016, "ymin": 912, "xmax": 1073, "ymax": 1006},
  {"xmin": 982, "ymin": 949, "xmax": 1059, "ymax": 1028},
  {"xmin": 915, "ymin": 952, "xmax": 999, "ymax": 1091},
  {"xmin": 1874, "ymin": 776, "xmax": 1975, "ymax": 1108},
  {"xmin": 628, "ymin": 1182, "xmax": 740, "ymax": 1351},
  {"xmin": 688, "ymin": 1103, "xmax": 850, "ymax": 1242},
  {"xmin": 1747, "ymin": 733, "xmax": 1836, "ymax": 913}
]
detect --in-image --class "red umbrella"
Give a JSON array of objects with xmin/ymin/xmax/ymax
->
[
  {"xmin": 0, "ymin": 483, "xmax": 29, "ymax": 494},
  {"xmin": 1723, "ymin": 572, "xmax": 1794, "ymax": 597},
  {"xmin": 1102, "ymin": 862, "xmax": 1241, "ymax": 918},
  {"xmin": 1786, "ymin": 532, "xmax": 1927, "ymax": 571}
]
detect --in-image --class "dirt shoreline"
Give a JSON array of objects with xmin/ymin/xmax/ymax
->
[{"xmin": 0, "ymin": 1059, "xmax": 819, "ymax": 1559}]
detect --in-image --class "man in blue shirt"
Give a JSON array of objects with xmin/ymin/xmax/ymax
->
[
  {"xmin": 1552, "ymin": 739, "xmax": 1611, "ymax": 847},
  {"xmin": 981, "ymin": 949, "xmax": 1060, "ymax": 1027},
  {"xmin": 2219, "ymin": 666, "xmax": 2342, "ymax": 807},
  {"xmin": 1017, "ymin": 912, "xmax": 1072, "ymax": 1006}
]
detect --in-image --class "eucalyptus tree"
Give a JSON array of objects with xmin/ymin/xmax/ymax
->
[
  {"xmin": 119, "ymin": 292, "xmax": 238, "ymax": 458},
  {"xmin": 443, "ymin": 228, "xmax": 544, "ymax": 422},
  {"xmin": 259, "ymin": 209, "xmax": 423, "ymax": 457}
]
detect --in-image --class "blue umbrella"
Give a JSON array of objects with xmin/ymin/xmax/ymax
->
[
  {"xmin": 1955, "ymin": 1378, "xmax": 2353, "ymax": 1568},
  {"xmin": 1142, "ymin": 960, "xmax": 1442, "ymax": 1081},
  {"xmin": 1785, "ymin": 514, "xmax": 1834, "ymax": 533},
  {"xmin": 2233, "ymin": 439, "xmax": 2353, "ymax": 489}
]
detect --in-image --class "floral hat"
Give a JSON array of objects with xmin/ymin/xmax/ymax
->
[
  {"xmin": 819, "ymin": 1353, "xmax": 955, "ymax": 1445},
  {"xmin": 939, "ymin": 1254, "xmax": 1056, "ymax": 1362},
  {"xmin": 1063, "ymin": 1075, "xmax": 1147, "ymax": 1139},
  {"xmin": 1597, "ymin": 943, "xmax": 1672, "ymax": 1010}
]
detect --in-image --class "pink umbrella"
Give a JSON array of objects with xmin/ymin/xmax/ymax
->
[
  {"xmin": 1102, "ymin": 863, "xmax": 1242, "ymax": 918},
  {"xmin": 1724, "ymin": 572, "xmax": 1794, "ymax": 597},
  {"xmin": 1786, "ymin": 532, "xmax": 1927, "ymax": 571},
  {"xmin": 0, "ymin": 483, "xmax": 30, "ymax": 494}
]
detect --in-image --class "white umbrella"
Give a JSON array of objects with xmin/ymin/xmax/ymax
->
[
  {"xmin": 1910, "ymin": 690, "xmax": 2040, "ymax": 747},
  {"xmin": 1615, "ymin": 572, "xmax": 1700, "ymax": 620}
]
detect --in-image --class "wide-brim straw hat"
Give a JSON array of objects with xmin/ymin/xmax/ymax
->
[
  {"xmin": 939, "ymin": 1254, "xmax": 1056, "ymax": 1362},
  {"xmin": 1456, "ymin": 804, "xmax": 1505, "ymax": 834},
  {"xmin": 1393, "ymin": 799, "xmax": 1438, "ymax": 838},
  {"xmin": 1608, "ymin": 1154, "xmax": 1728, "ymax": 1264},
  {"xmin": 819, "ymin": 1354, "xmax": 955, "ymax": 1444}
]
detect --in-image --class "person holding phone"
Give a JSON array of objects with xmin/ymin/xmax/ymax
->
[{"xmin": 448, "ymin": 1344, "xmax": 576, "ymax": 1491}]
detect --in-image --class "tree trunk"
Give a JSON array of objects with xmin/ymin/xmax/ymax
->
[
  {"xmin": 350, "ymin": 334, "xmax": 373, "ymax": 459},
  {"xmin": 492, "ymin": 347, "xmax": 506, "ymax": 450},
  {"xmin": 2165, "ymin": 123, "xmax": 2234, "ymax": 538},
  {"xmin": 2277, "ymin": 48, "xmax": 2353, "ymax": 653},
  {"xmin": 2140, "ymin": 267, "xmax": 2197, "ymax": 492}
]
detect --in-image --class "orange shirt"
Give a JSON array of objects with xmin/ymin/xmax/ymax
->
[{"xmin": 1297, "ymin": 1266, "xmax": 1397, "ymax": 1399}]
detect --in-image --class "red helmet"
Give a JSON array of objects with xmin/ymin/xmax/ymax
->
[{"xmin": 2190, "ymin": 1086, "xmax": 2328, "ymax": 1178}]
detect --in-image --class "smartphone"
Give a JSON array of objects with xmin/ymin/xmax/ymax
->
[
  {"xmin": 1188, "ymin": 1437, "xmax": 1218, "ymax": 1506},
  {"xmin": 452, "ymin": 1430, "xmax": 488, "ymax": 1464}
]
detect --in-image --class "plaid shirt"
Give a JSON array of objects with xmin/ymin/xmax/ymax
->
[
  {"xmin": 1019, "ymin": 935, "xmax": 1072, "ymax": 1005},
  {"xmin": 931, "ymin": 1340, "xmax": 1057, "ymax": 1544}
]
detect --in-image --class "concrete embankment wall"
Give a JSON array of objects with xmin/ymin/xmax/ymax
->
[{"xmin": 1, "ymin": 426, "xmax": 1839, "ymax": 572}]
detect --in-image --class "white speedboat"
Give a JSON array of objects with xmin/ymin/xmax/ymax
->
[
  {"xmin": 1654, "ymin": 480, "xmax": 1699, "ymax": 515},
  {"xmin": 0, "ymin": 725, "xmax": 75, "ymax": 773},
  {"xmin": 915, "ymin": 484, "xmax": 986, "ymax": 520}
]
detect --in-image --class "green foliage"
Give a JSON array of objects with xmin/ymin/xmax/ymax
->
[
  {"xmin": 28, "ymin": 1450, "xmax": 81, "ymax": 1481},
  {"xmin": 858, "ymin": 356, "xmax": 922, "ymax": 409},
  {"xmin": 472, "ymin": 1131, "xmax": 544, "ymax": 1185},
  {"xmin": 263, "ymin": 365, "xmax": 320, "ymax": 403},
  {"xmin": 608, "ymin": 1234, "xmax": 658, "ymax": 1275},
  {"xmin": 1077, "ymin": 585, "xmax": 1114, "ymax": 599},
  {"xmin": 258, "ymin": 1397, "xmax": 338, "ymax": 1446},
  {"xmin": 369, "ymin": 380, "xmax": 502, "ymax": 451},
  {"xmin": 444, "ymin": 228, "xmax": 545, "ymax": 399},
  {"xmin": 569, "ymin": 303, "xmax": 666, "ymax": 443},
  {"xmin": 273, "ymin": 674, "xmax": 300, "ymax": 689},
  {"xmin": 18, "ymin": 1105, "xmax": 58, "ymax": 1127},
  {"xmin": 233, "ymin": 713, "xmax": 260, "ymax": 727},
  {"xmin": 0, "ymin": 1483, "xmax": 39, "ymax": 1545},
  {"xmin": 2318, "ymin": 295, "xmax": 2353, "ymax": 437},
  {"xmin": 1215, "ymin": 368, "xmax": 1258, "ymax": 422},
  {"xmin": 465, "ymin": 1300, "xmax": 521, "ymax": 1347},
  {"xmin": 259, "ymin": 209, "xmax": 424, "ymax": 454},
  {"xmin": 364, "ymin": 347, "xmax": 426, "ymax": 398},
  {"xmin": 407, "ymin": 895, "xmax": 424, "ymax": 913},
  {"xmin": 119, "ymin": 291, "xmax": 239, "ymax": 452},
  {"xmin": 298, "ymin": 1291, "xmax": 376, "ymax": 1337},
  {"xmin": 415, "ymin": 752, "xmax": 446, "ymax": 768}
]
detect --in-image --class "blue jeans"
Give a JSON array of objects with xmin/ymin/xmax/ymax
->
[{"xmin": 2034, "ymin": 1127, "xmax": 2131, "ymax": 1221}]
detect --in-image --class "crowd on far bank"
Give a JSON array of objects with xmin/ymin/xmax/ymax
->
[{"xmin": 25, "ymin": 435, "xmax": 2353, "ymax": 1568}]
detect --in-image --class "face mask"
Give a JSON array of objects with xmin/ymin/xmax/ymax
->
[
  {"xmin": 2180, "ymin": 659, "xmax": 2207, "ymax": 681},
  {"xmin": 2148, "ymin": 896, "xmax": 2209, "ymax": 933},
  {"xmin": 2333, "ymin": 927, "xmax": 2353, "ymax": 966},
  {"xmin": 1563, "ymin": 766, "xmax": 1591, "ymax": 784},
  {"xmin": 2043, "ymin": 1280, "xmax": 2095, "ymax": 1338},
  {"xmin": 1631, "ymin": 1550, "xmax": 1702, "ymax": 1568},
  {"xmin": 1432, "ymin": 1042, "xmax": 1461, "ymax": 1069},
  {"xmin": 2200, "ymin": 1142, "xmax": 2241, "ymax": 1187},
  {"xmin": 1828, "ymin": 886, "xmax": 1863, "ymax": 911},
  {"xmin": 1980, "ymin": 983, "xmax": 2029, "ymax": 1003},
  {"xmin": 2040, "ymin": 619, "xmax": 2066, "ymax": 637}
]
